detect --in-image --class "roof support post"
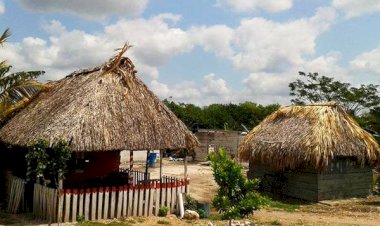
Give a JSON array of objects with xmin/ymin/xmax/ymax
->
[
  {"xmin": 129, "ymin": 150, "xmax": 133, "ymax": 171},
  {"xmin": 159, "ymin": 150, "xmax": 163, "ymax": 181},
  {"xmin": 145, "ymin": 150, "xmax": 150, "ymax": 182},
  {"xmin": 184, "ymin": 149, "xmax": 188, "ymax": 193}
]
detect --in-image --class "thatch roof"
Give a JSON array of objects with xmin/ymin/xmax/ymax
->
[
  {"xmin": 0, "ymin": 45, "xmax": 199, "ymax": 152},
  {"xmin": 239, "ymin": 102, "xmax": 380, "ymax": 171}
]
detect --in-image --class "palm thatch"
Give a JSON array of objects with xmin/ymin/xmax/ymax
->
[
  {"xmin": 0, "ymin": 44, "xmax": 199, "ymax": 152},
  {"xmin": 239, "ymin": 102, "xmax": 380, "ymax": 171}
]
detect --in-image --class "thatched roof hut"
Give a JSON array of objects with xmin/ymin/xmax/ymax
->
[
  {"xmin": 239, "ymin": 102, "xmax": 380, "ymax": 171},
  {"xmin": 0, "ymin": 45, "xmax": 199, "ymax": 152}
]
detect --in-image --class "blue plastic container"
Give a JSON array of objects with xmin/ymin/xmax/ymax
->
[{"xmin": 148, "ymin": 153, "xmax": 157, "ymax": 167}]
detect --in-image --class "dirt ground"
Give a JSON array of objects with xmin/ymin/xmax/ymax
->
[
  {"xmin": 127, "ymin": 159, "xmax": 380, "ymax": 226},
  {"xmin": 2, "ymin": 159, "xmax": 380, "ymax": 225}
]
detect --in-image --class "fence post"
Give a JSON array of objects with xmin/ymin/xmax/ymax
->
[{"xmin": 97, "ymin": 187, "xmax": 104, "ymax": 220}]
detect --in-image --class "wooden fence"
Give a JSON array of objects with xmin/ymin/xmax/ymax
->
[
  {"xmin": 119, "ymin": 168, "xmax": 150, "ymax": 186},
  {"xmin": 6, "ymin": 174, "xmax": 26, "ymax": 213},
  {"xmin": 33, "ymin": 183, "xmax": 58, "ymax": 222},
  {"xmin": 33, "ymin": 175, "xmax": 189, "ymax": 223}
]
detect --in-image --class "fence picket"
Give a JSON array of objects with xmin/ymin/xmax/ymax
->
[
  {"xmin": 110, "ymin": 186, "xmax": 116, "ymax": 218},
  {"xmin": 78, "ymin": 189, "xmax": 84, "ymax": 219},
  {"xmin": 97, "ymin": 187, "xmax": 104, "ymax": 220},
  {"xmin": 64, "ymin": 189, "xmax": 71, "ymax": 222},
  {"xmin": 122, "ymin": 186, "xmax": 127, "ymax": 217},
  {"xmin": 117, "ymin": 186, "xmax": 123, "ymax": 218},
  {"xmin": 84, "ymin": 189, "xmax": 91, "ymax": 221},
  {"xmin": 71, "ymin": 189, "xmax": 78, "ymax": 222},
  {"xmin": 103, "ymin": 187, "xmax": 110, "ymax": 219},
  {"xmin": 91, "ymin": 188, "xmax": 97, "ymax": 221}
]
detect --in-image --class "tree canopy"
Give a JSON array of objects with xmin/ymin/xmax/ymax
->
[
  {"xmin": 0, "ymin": 28, "xmax": 45, "ymax": 124},
  {"xmin": 163, "ymin": 99, "xmax": 279, "ymax": 132},
  {"xmin": 289, "ymin": 72, "xmax": 380, "ymax": 116}
]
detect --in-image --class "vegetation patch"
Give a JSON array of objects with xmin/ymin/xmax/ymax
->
[{"xmin": 157, "ymin": 220, "xmax": 170, "ymax": 225}]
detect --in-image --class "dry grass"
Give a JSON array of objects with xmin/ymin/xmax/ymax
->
[
  {"xmin": 239, "ymin": 102, "xmax": 380, "ymax": 171},
  {"xmin": 0, "ymin": 44, "xmax": 199, "ymax": 152}
]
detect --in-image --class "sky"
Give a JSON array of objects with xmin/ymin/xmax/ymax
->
[{"xmin": 0, "ymin": 0, "xmax": 380, "ymax": 106}]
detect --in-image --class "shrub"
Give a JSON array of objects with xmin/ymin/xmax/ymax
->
[
  {"xmin": 208, "ymin": 148, "xmax": 267, "ymax": 221},
  {"xmin": 184, "ymin": 194, "xmax": 198, "ymax": 210},
  {"xmin": 197, "ymin": 208, "xmax": 206, "ymax": 219},
  {"xmin": 158, "ymin": 206, "xmax": 170, "ymax": 217}
]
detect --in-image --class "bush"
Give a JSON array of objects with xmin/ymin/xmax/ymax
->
[
  {"xmin": 197, "ymin": 208, "xmax": 206, "ymax": 219},
  {"xmin": 158, "ymin": 206, "xmax": 170, "ymax": 217},
  {"xmin": 208, "ymin": 148, "xmax": 267, "ymax": 220},
  {"xmin": 184, "ymin": 194, "xmax": 198, "ymax": 210}
]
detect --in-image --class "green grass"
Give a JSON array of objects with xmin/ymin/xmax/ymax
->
[
  {"xmin": 157, "ymin": 220, "xmax": 170, "ymax": 225},
  {"xmin": 261, "ymin": 193, "xmax": 305, "ymax": 212}
]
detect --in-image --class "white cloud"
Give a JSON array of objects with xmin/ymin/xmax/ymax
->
[
  {"xmin": 301, "ymin": 52, "xmax": 348, "ymax": 80},
  {"xmin": 243, "ymin": 72, "xmax": 293, "ymax": 96},
  {"xmin": 350, "ymin": 46, "xmax": 380, "ymax": 74},
  {"xmin": 189, "ymin": 25, "xmax": 234, "ymax": 57},
  {"xmin": 16, "ymin": 0, "xmax": 148, "ymax": 20},
  {"xmin": 216, "ymin": 0, "xmax": 293, "ymax": 13},
  {"xmin": 202, "ymin": 73, "xmax": 230, "ymax": 96},
  {"xmin": 150, "ymin": 73, "xmax": 232, "ymax": 105},
  {"xmin": 231, "ymin": 7, "xmax": 336, "ymax": 72},
  {"xmin": 0, "ymin": 0, "xmax": 4, "ymax": 15},
  {"xmin": 0, "ymin": 15, "xmax": 193, "ymax": 80},
  {"xmin": 332, "ymin": 0, "xmax": 380, "ymax": 18}
]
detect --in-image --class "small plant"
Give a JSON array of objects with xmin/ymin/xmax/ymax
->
[
  {"xmin": 76, "ymin": 214, "xmax": 85, "ymax": 223},
  {"xmin": 208, "ymin": 148, "xmax": 267, "ymax": 223},
  {"xmin": 157, "ymin": 220, "xmax": 170, "ymax": 225},
  {"xmin": 158, "ymin": 206, "xmax": 170, "ymax": 217},
  {"xmin": 184, "ymin": 194, "xmax": 198, "ymax": 210},
  {"xmin": 197, "ymin": 208, "xmax": 206, "ymax": 219}
]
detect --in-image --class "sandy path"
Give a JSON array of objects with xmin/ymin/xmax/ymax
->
[{"xmin": 122, "ymin": 159, "xmax": 217, "ymax": 203}]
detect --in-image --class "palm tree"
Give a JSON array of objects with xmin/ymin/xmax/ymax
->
[{"xmin": 0, "ymin": 28, "xmax": 46, "ymax": 124}]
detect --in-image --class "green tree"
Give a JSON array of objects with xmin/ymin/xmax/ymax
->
[
  {"xmin": 208, "ymin": 149, "xmax": 266, "ymax": 223},
  {"xmin": 0, "ymin": 28, "xmax": 45, "ymax": 124},
  {"xmin": 289, "ymin": 72, "xmax": 380, "ymax": 116}
]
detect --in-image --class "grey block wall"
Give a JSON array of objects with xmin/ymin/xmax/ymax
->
[{"xmin": 248, "ymin": 158, "xmax": 373, "ymax": 201}]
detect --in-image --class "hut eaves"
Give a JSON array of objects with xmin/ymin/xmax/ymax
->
[
  {"xmin": 239, "ymin": 102, "xmax": 380, "ymax": 171},
  {"xmin": 0, "ymin": 46, "xmax": 199, "ymax": 152}
]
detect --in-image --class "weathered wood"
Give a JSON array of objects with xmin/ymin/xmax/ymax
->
[
  {"xmin": 128, "ymin": 186, "xmax": 133, "ymax": 216},
  {"xmin": 110, "ymin": 186, "xmax": 116, "ymax": 218},
  {"xmin": 72, "ymin": 189, "xmax": 78, "ymax": 222},
  {"xmin": 122, "ymin": 186, "xmax": 127, "ymax": 217},
  {"xmin": 155, "ymin": 184, "xmax": 160, "ymax": 216},
  {"xmin": 97, "ymin": 187, "xmax": 104, "ymax": 220},
  {"xmin": 58, "ymin": 179, "xmax": 64, "ymax": 223},
  {"xmin": 117, "ymin": 186, "xmax": 123, "ymax": 218},
  {"xmin": 64, "ymin": 190, "xmax": 71, "ymax": 222},
  {"xmin": 138, "ymin": 187, "xmax": 144, "ymax": 216},
  {"xmin": 144, "ymin": 184, "xmax": 149, "ymax": 216},
  {"xmin": 91, "ymin": 188, "xmax": 97, "ymax": 220},
  {"xmin": 103, "ymin": 187, "xmax": 110, "ymax": 219},
  {"xmin": 133, "ymin": 186, "xmax": 138, "ymax": 216},
  {"xmin": 78, "ymin": 189, "xmax": 84, "ymax": 219},
  {"xmin": 148, "ymin": 182, "xmax": 154, "ymax": 216},
  {"xmin": 84, "ymin": 189, "xmax": 90, "ymax": 221}
]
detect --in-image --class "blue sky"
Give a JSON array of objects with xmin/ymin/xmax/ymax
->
[{"xmin": 1, "ymin": 0, "xmax": 380, "ymax": 105}]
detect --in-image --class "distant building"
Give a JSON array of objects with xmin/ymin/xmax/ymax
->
[{"xmin": 194, "ymin": 129, "xmax": 247, "ymax": 161}]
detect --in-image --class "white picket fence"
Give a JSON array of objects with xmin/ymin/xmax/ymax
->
[{"xmin": 33, "ymin": 176, "xmax": 189, "ymax": 223}]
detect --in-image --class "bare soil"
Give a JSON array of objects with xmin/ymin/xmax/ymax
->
[
  {"xmin": 2, "ymin": 159, "xmax": 380, "ymax": 225},
  {"xmin": 128, "ymin": 159, "xmax": 380, "ymax": 226}
]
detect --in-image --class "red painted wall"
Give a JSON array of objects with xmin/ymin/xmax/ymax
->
[{"xmin": 65, "ymin": 151, "xmax": 120, "ymax": 185}]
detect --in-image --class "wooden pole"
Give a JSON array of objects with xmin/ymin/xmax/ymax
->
[
  {"xmin": 159, "ymin": 150, "xmax": 163, "ymax": 180},
  {"xmin": 184, "ymin": 149, "xmax": 188, "ymax": 194},
  {"xmin": 145, "ymin": 150, "xmax": 150, "ymax": 182},
  {"xmin": 130, "ymin": 150, "xmax": 134, "ymax": 171}
]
